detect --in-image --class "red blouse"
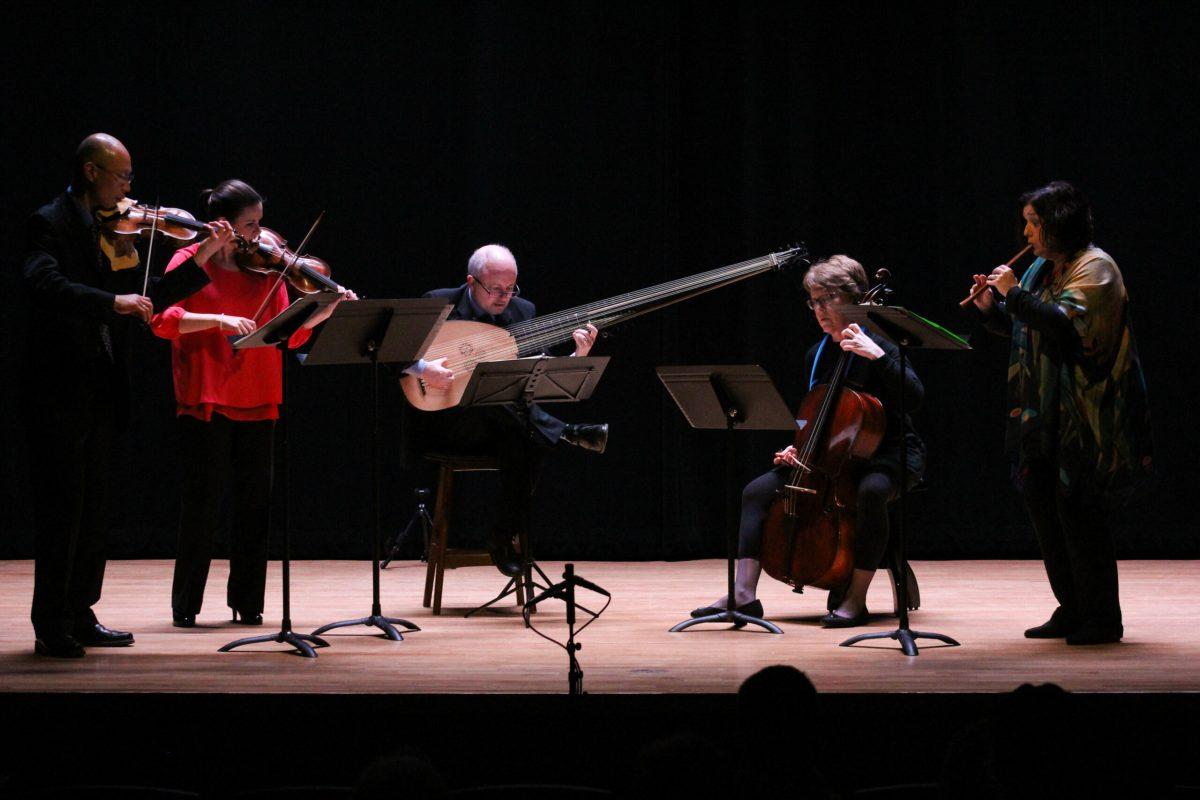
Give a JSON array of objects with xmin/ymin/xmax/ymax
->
[{"xmin": 151, "ymin": 243, "xmax": 311, "ymax": 422}]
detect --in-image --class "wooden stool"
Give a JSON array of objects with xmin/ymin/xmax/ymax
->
[{"xmin": 422, "ymin": 453, "xmax": 528, "ymax": 615}]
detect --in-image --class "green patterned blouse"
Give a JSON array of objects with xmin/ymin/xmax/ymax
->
[{"xmin": 1004, "ymin": 246, "xmax": 1153, "ymax": 505}]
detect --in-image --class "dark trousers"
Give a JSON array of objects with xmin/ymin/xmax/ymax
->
[
  {"xmin": 1022, "ymin": 459, "xmax": 1122, "ymax": 629},
  {"xmin": 423, "ymin": 405, "xmax": 550, "ymax": 544},
  {"xmin": 738, "ymin": 466, "xmax": 901, "ymax": 570},
  {"xmin": 171, "ymin": 414, "xmax": 274, "ymax": 617},
  {"xmin": 27, "ymin": 370, "xmax": 116, "ymax": 638}
]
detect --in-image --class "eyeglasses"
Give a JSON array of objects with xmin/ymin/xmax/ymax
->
[
  {"xmin": 94, "ymin": 163, "xmax": 134, "ymax": 183},
  {"xmin": 806, "ymin": 293, "xmax": 843, "ymax": 310},
  {"xmin": 472, "ymin": 279, "xmax": 520, "ymax": 298}
]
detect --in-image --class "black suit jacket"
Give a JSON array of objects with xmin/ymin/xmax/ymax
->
[
  {"xmin": 21, "ymin": 192, "xmax": 209, "ymax": 420},
  {"xmin": 422, "ymin": 283, "xmax": 536, "ymax": 327},
  {"xmin": 410, "ymin": 283, "xmax": 565, "ymax": 451}
]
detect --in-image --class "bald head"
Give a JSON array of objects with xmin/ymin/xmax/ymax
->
[
  {"xmin": 76, "ymin": 133, "xmax": 127, "ymax": 167},
  {"xmin": 466, "ymin": 244, "xmax": 519, "ymax": 316},
  {"xmin": 467, "ymin": 244, "xmax": 517, "ymax": 279},
  {"xmin": 72, "ymin": 132, "xmax": 132, "ymax": 209}
]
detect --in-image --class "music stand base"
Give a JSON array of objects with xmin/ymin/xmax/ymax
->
[
  {"xmin": 669, "ymin": 610, "xmax": 783, "ymax": 635},
  {"xmin": 218, "ymin": 629, "xmax": 331, "ymax": 658},
  {"xmin": 312, "ymin": 615, "xmax": 420, "ymax": 641},
  {"xmin": 840, "ymin": 626, "xmax": 960, "ymax": 656}
]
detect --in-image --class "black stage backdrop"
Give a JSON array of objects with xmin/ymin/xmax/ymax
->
[{"xmin": 1, "ymin": 3, "xmax": 1196, "ymax": 562}]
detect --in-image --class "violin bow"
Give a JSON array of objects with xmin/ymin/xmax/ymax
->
[
  {"xmin": 250, "ymin": 211, "xmax": 327, "ymax": 324},
  {"xmin": 140, "ymin": 196, "xmax": 161, "ymax": 299}
]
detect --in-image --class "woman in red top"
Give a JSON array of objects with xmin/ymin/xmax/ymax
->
[{"xmin": 151, "ymin": 179, "xmax": 352, "ymax": 627}]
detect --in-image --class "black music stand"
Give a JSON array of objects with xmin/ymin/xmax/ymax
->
[
  {"xmin": 658, "ymin": 365, "xmax": 796, "ymax": 634},
  {"xmin": 221, "ymin": 293, "xmax": 338, "ymax": 657},
  {"xmin": 836, "ymin": 304, "xmax": 967, "ymax": 656},
  {"xmin": 458, "ymin": 356, "xmax": 610, "ymax": 623},
  {"xmin": 306, "ymin": 298, "xmax": 450, "ymax": 642}
]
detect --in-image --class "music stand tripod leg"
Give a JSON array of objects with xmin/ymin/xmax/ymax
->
[
  {"xmin": 838, "ymin": 341, "xmax": 958, "ymax": 655},
  {"xmin": 382, "ymin": 490, "xmax": 434, "ymax": 569},
  {"xmin": 219, "ymin": 337, "xmax": 330, "ymax": 658},
  {"xmin": 465, "ymin": 557, "xmax": 550, "ymax": 622},
  {"xmin": 311, "ymin": 344, "xmax": 420, "ymax": 641}
]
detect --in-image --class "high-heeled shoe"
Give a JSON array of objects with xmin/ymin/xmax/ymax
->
[
  {"xmin": 820, "ymin": 608, "xmax": 869, "ymax": 628},
  {"xmin": 231, "ymin": 609, "xmax": 263, "ymax": 626},
  {"xmin": 172, "ymin": 612, "xmax": 195, "ymax": 628},
  {"xmin": 690, "ymin": 599, "xmax": 765, "ymax": 620},
  {"xmin": 888, "ymin": 561, "xmax": 920, "ymax": 614}
]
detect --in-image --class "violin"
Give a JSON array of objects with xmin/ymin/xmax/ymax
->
[
  {"xmin": 233, "ymin": 227, "xmax": 342, "ymax": 295},
  {"xmin": 94, "ymin": 198, "xmax": 212, "ymax": 273},
  {"xmin": 98, "ymin": 198, "xmax": 211, "ymax": 246},
  {"xmin": 758, "ymin": 272, "xmax": 891, "ymax": 593}
]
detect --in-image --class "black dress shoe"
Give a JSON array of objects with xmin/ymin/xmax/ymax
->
[
  {"xmin": 820, "ymin": 608, "xmax": 869, "ymax": 628},
  {"xmin": 487, "ymin": 536, "xmax": 523, "ymax": 577},
  {"xmin": 35, "ymin": 633, "xmax": 85, "ymax": 658},
  {"xmin": 73, "ymin": 622, "xmax": 134, "ymax": 647},
  {"xmin": 172, "ymin": 612, "xmax": 196, "ymax": 628},
  {"xmin": 1066, "ymin": 623, "xmax": 1123, "ymax": 646},
  {"xmin": 1024, "ymin": 608, "xmax": 1079, "ymax": 639},
  {"xmin": 231, "ymin": 609, "xmax": 263, "ymax": 625},
  {"xmin": 734, "ymin": 599, "xmax": 763, "ymax": 618},
  {"xmin": 562, "ymin": 423, "xmax": 608, "ymax": 454},
  {"xmin": 689, "ymin": 599, "xmax": 764, "ymax": 619}
]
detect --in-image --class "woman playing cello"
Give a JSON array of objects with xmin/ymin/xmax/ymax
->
[
  {"xmin": 691, "ymin": 255, "xmax": 926, "ymax": 627},
  {"xmin": 150, "ymin": 179, "xmax": 353, "ymax": 628}
]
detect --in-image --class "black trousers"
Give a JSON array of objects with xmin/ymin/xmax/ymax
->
[
  {"xmin": 27, "ymin": 367, "xmax": 117, "ymax": 638},
  {"xmin": 1022, "ymin": 459, "xmax": 1122, "ymax": 629},
  {"xmin": 422, "ymin": 405, "xmax": 552, "ymax": 544},
  {"xmin": 737, "ymin": 466, "xmax": 902, "ymax": 570},
  {"xmin": 171, "ymin": 414, "xmax": 274, "ymax": 617}
]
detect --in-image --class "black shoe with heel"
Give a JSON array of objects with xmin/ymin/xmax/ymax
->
[
  {"xmin": 231, "ymin": 609, "xmax": 263, "ymax": 626},
  {"xmin": 73, "ymin": 622, "xmax": 134, "ymax": 646},
  {"xmin": 35, "ymin": 632, "xmax": 85, "ymax": 658},
  {"xmin": 1024, "ymin": 607, "xmax": 1079, "ymax": 639},
  {"xmin": 888, "ymin": 561, "xmax": 920, "ymax": 614},
  {"xmin": 820, "ymin": 608, "xmax": 869, "ymax": 628},
  {"xmin": 690, "ymin": 599, "xmax": 764, "ymax": 623},
  {"xmin": 561, "ymin": 423, "xmax": 608, "ymax": 454}
]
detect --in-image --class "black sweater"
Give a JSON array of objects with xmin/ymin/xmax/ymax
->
[{"xmin": 802, "ymin": 329, "xmax": 926, "ymax": 480}]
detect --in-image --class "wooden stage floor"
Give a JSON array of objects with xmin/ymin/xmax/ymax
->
[{"xmin": 2, "ymin": 559, "xmax": 1198, "ymax": 695}]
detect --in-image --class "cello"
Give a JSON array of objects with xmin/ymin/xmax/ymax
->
[{"xmin": 759, "ymin": 272, "xmax": 891, "ymax": 592}]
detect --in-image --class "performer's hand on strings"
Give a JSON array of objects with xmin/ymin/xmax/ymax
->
[
  {"xmin": 571, "ymin": 323, "xmax": 599, "ymax": 357},
  {"xmin": 113, "ymin": 293, "xmax": 153, "ymax": 323},
  {"xmin": 194, "ymin": 220, "xmax": 236, "ymax": 264},
  {"xmin": 839, "ymin": 323, "xmax": 884, "ymax": 360},
  {"xmin": 773, "ymin": 445, "xmax": 800, "ymax": 467},
  {"xmin": 422, "ymin": 357, "xmax": 454, "ymax": 390}
]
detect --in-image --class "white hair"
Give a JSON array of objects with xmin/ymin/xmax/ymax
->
[{"xmin": 467, "ymin": 244, "xmax": 517, "ymax": 279}]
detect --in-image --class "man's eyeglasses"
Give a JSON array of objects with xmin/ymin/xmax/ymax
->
[
  {"xmin": 806, "ymin": 293, "xmax": 843, "ymax": 310},
  {"xmin": 94, "ymin": 163, "xmax": 134, "ymax": 183},
  {"xmin": 473, "ymin": 280, "xmax": 521, "ymax": 299}
]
